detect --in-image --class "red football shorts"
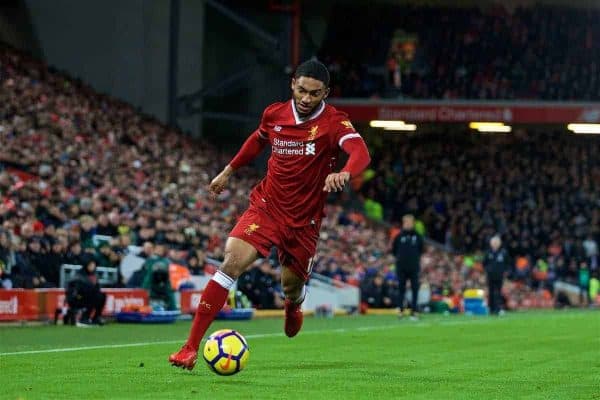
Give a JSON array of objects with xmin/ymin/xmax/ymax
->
[{"xmin": 229, "ymin": 203, "xmax": 320, "ymax": 281}]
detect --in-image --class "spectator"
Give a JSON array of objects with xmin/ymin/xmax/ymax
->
[
  {"xmin": 96, "ymin": 214, "xmax": 118, "ymax": 236},
  {"xmin": 361, "ymin": 275, "xmax": 392, "ymax": 308},
  {"xmin": 13, "ymin": 238, "xmax": 50, "ymax": 288},
  {"xmin": 0, "ymin": 262, "xmax": 12, "ymax": 289},
  {"xmin": 64, "ymin": 242, "xmax": 92, "ymax": 266},
  {"xmin": 582, "ymin": 235, "xmax": 598, "ymax": 259},
  {"xmin": 186, "ymin": 250, "xmax": 210, "ymax": 276},
  {"xmin": 238, "ymin": 260, "xmax": 282, "ymax": 309},
  {"xmin": 67, "ymin": 260, "xmax": 106, "ymax": 326},
  {"xmin": 138, "ymin": 242, "xmax": 154, "ymax": 259},
  {"xmin": 41, "ymin": 240, "xmax": 65, "ymax": 287}
]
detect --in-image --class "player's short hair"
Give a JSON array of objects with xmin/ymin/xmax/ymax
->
[{"xmin": 294, "ymin": 59, "xmax": 330, "ymax": 87}]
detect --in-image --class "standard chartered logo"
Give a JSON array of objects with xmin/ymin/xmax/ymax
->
[{"xmin": 272, "ymin": 137, "xmax": 316, "ymax": 156}]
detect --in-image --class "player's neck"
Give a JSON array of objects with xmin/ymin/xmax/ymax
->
[{"xmin": 292, "ymin": 100, "xmax": 325, "ymax": 124}]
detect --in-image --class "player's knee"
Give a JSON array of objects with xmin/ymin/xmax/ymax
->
[{"xmin": 220, "ymin": 252, "xmax": 247, "ymax": 280}]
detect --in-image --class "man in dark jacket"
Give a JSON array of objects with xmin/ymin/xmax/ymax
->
[
  {"xmin": 13, "ymin": 239, "xmax": 49, "ymax": 288},
  {"xmin": 392, "ymin": 214, "xmax": 424, "ymax": 318},
  {"xmin": 483, "ymin": 235, "xmax": 510, "ymax": 315},
  {"xmin": 68, "ymin": 260, "xmax": 106, "ymax": 326},
  {"xmin": 40, "ymin": 240, "xmax": 65, "ymax": 287}
]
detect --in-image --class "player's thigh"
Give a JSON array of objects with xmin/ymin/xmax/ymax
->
[{"xmin": 227, "ymin": 205, "xmax": 279, "ymax": 277}]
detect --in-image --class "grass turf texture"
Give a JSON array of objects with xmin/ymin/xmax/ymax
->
[{"xmin": 1, "ymin": 311, "xmax": 598, "ymax": 400}]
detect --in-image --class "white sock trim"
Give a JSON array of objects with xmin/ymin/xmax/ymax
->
[{"xmin": 212, "ymin": 270, "xmax": 235, "ymax": 290}]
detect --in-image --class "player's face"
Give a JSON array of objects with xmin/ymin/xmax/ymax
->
[{"xmin": 291, "ymin": 76, "xmax": 329, "ymax": 117}]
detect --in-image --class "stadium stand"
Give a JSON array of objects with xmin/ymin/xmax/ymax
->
[
  {"xmin": 320, "ymin": 4, "xmax": 600, "ymax": 100},
  {"xmin": 0, "ymin": 43, "xmax": 595, "ymax": 312}
]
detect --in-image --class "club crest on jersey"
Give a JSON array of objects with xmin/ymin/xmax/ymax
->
[
  {"xmin": 308, "ymin": 125, "xmax": 319, "ymax": 141},
  {"xmin": 274, "ymin": 125, "xmax": 282, "ymax": 132},
  {"xmin": 341, "ymin": 120, "xmax": 354, "ymax": 130},
  {"xmin": 244, "ymin": 223, "xmax": 260, "ymax": 235}
]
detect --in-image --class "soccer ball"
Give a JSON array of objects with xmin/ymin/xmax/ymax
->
[{"xmin": 203, "ymin": 329, "xmax": 250, "ymax": 375}]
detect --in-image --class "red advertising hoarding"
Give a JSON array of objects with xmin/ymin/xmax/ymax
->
[
  {"xmin": 180, "ymin": 290, "xmax": 203, "ymax": 314},
  {"xmin": 0, "ymin": 288, "xmax": 149, "ymax": 321},
  {"xmin": 0, "ymin": 290, "xmax": 39, "ymax": 321},
  {"xmin": 330, "ymin": 100, "xmax": 600, "ymax": 124},
  {"xmin": 102, "ymin": 289, "xmax": 149, "ymax": 315}
]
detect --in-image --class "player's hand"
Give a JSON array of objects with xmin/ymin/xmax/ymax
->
[
  {"xmin": 323, "ymin": 171, "xmax": 351, "ymax": 193},
  {"xmin": 208, "ymin": 166, "xmax": 233, "ymax": 197}
]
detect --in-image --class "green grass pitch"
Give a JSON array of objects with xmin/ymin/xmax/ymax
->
[{"xmin": 1, "ymin": 311, "xmax": 598, "ymax": 399}]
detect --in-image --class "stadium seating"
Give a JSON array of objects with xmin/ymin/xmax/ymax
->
[
  {"xmin": 320, "ymin": 4, "xmax": 600, "ymax": 100},
  {"xmin": 0, "ymin": 44, "xmax": 595, "ymax": 313}
]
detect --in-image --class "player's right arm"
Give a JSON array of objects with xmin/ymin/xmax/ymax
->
[{"xmin": 209, "ymin": 110, "xmax": 271, "ymax": 196}]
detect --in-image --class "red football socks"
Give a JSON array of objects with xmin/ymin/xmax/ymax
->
[{"xmin": 186, "ymin": 279, "xmax": 230, "ymax": 350}]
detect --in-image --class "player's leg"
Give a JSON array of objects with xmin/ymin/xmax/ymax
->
[
  {"xmin": 281, "ymin": 265, "xmax": 306, "ymax": 303},
  {"xmin": 170, "ymin": 205, "xmax": 276, "ymax": 370},
  {"xmin": 281, "ymin": 265, "xmax": 308, "ymax": 338},
  {"xmin": 278, "ymin": 224, "xmax": 316, "ymax": 338},
  {"xmin": 187, "ymin": 237, "xmax": 259, "ymax": 344},
  {"xmin": 169, "ymin": 237, "xmax": 259, "ymax": 369}
]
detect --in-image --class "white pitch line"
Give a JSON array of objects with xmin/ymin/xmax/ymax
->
[
  {"xmin": 0, "ymin": 324, "xmax": 400, "ymax": 357},
  {"xmin": 3, "ymin": 313, "xmax": 555, "ymax": 357}
]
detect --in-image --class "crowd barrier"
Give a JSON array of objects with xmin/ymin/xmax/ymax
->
[{"xmin": 0, "ymin": 288, "xmax": 149, "ymax": 321}]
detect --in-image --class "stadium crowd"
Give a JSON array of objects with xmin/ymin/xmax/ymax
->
[
  {"xmin": 0, "ymin": 45, "xmax": 244, "ymax": 287},
  {"xmin": 357, "ymin": 129, "xmax": 599, "ymax": 305},
  {"xmin": 0, "ymin": 43, "xmax": 597, "ymax": 311},
  {"xmin": 320, "ymin": 4, "xmax": 600, "ymax": 100}
]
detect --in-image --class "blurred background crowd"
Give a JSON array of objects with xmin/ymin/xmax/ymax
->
[
  {"xmin": 320, "ymin": 4, "xmax": 600, "ymax": 100},
  {"xmin": 2, "ymin": 1, "xmax": 599, "ymax": 312}
]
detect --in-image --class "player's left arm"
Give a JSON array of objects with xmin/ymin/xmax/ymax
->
[
  {"xmin": 209, "ymin": 107, "xmax": 272, "ymax": 196},
  {"xmin": 323, "ymin": 123, "xmax": 371, "ymax": 192}
]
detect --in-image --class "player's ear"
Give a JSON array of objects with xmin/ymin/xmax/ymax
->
[
  {"xmin": 324, "ymin": 87, "xmax": 330, "ymax": 99},
  {"xmin": 291, "ymin": 78, "xmax": 296, "ymax": 91}
]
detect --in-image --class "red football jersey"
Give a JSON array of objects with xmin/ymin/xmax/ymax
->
[{"xmin": 249, "ymin": 100, "xmax": 362, "ymax": 227}]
